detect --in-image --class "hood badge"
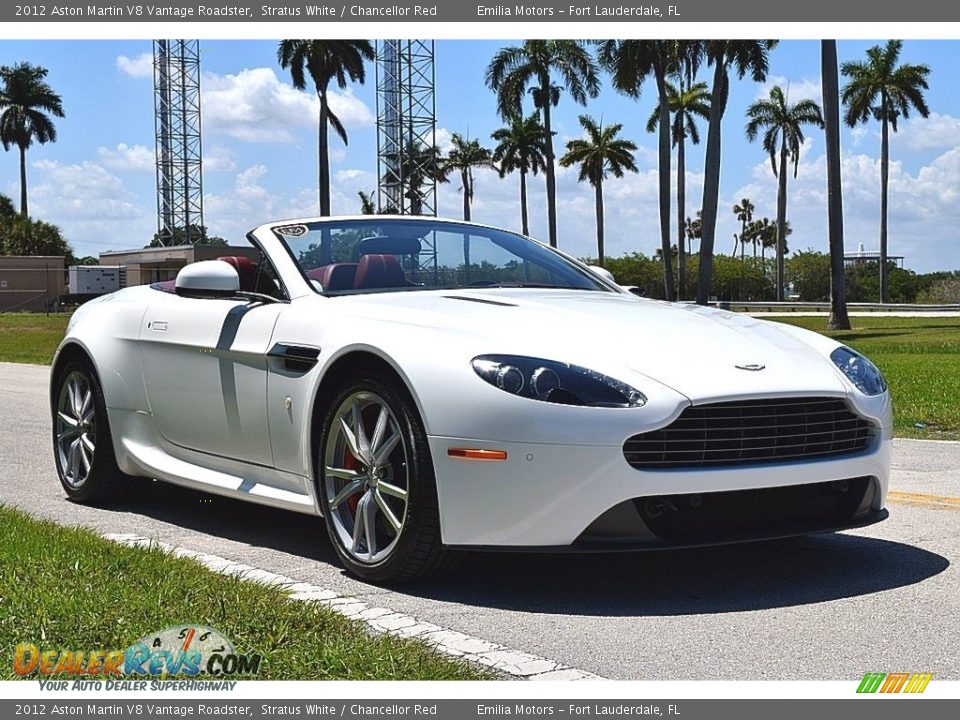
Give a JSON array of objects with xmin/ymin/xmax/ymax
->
[{"xmin": 735, "ymin": 363, "xmax": 766, "ymax": 371}]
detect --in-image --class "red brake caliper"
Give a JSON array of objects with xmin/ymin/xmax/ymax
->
[
  {"xmin": 344, "ymin": 407, "xmax": 375, "ymax": 518},
  {"xmin": 344, "ymin": 450, "xmax": 361, "ymax": 517}
]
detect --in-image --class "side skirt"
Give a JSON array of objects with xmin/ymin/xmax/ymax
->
[{"xmin": 107, "ymin": 408, "xmax": 320, "ymax": 516}]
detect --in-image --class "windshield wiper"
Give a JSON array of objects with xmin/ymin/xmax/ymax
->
[{"xmin": 479, "ymin": 282, "xmax": 598, "ymax": 290}]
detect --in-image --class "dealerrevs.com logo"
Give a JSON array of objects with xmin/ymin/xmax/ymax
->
[
  {"xmin": 13, "ymin": 625, "xmax": 262, "ymax": 679},
  {"xmin": 857, "ymin": 672, "xmax": 933, "ymax": 694}
]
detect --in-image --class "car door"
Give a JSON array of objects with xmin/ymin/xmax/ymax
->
[{"xmin": 139, "ymin": 291, "xmax": 284, "ymax": 468}]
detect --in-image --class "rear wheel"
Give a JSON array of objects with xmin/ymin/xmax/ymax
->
[
  {"xmin": 318, "ymin": 371, "xmax": 456, "ymax": 583},
  {"xmin": 52, "ymin": 360, "xmax": 129, "ymax": 504}
]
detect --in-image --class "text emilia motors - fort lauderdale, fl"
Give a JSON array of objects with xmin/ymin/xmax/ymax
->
[
  {"xmin": 476, "ymin": 4, "xmax": 680, "ymax": 16},
  {"xmin": 13, "ymin": 3, "xmax": 683, "ymax": 18}
]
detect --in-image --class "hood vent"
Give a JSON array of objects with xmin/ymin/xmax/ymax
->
[{"xmin": 443, "ymin": 295, "xmax": 517, "ymax": 307}]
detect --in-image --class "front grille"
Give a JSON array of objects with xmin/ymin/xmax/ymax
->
[{"xmin": 623, "ymin": 397, "xmax": 874, "ymax": 469}]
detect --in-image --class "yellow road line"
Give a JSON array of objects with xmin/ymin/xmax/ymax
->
[{"xmin": 888, "ymin": 491, "xmax": 960, "ymax": 510}]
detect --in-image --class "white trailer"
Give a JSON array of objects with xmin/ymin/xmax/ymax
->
[{"xmin": 68, "ymin": 265, "xmax": 127, "ymax": 296}]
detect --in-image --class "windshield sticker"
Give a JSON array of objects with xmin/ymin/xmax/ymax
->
[{"xmin": 274, "ymin": 224, "xmax": 309, "ymax": 237}]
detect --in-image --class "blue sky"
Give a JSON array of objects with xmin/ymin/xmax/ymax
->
[{"xmin": 1, "ymin": 39, "xmax": 958, "ymax": 272}]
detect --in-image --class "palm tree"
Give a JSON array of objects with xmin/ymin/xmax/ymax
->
[
  {"xmin": 358, "ymin": 190, "xmax": 376, "ymax": 215},
  {"xmin": 377, "ymin": 140, "xmax": 445, "ymax": 215},
  {"xmin": 393, "ymin": 140, "xmax": 446, "ymax": 215},
  {"xmin": 746, "ymin": 85, "xmax": 824, "ymax": 301},
  {"xmin": 486, "ymin": 40, "xmax": 600, "ymax": 248},
  {"xmin": 754, "ymin": 217, "xmax": 792, "ymax": 272},
  {"xmin": 822, "ymin": 41, "xmax": 850, "ymax": 330},
  {"xmin": 841, "ymin": 40, "xmax": 930, "ymax": 303},
  {"xmin": 0, "ymin": 63, "xmax": 64, "ymax": 217},
  {"xmin": 598, "ymin": 41, "xmax": 699, "ymax": 301},
  {"xmin": 559, "ymin": 115, "xmax": 639, "ymax": 266},
  {"xmin": 739, "ymin": 216, "xmax": 760, "ymax": 257},
  {"xmin": 733, "ymin": 198, "xmax": 756, "ymax": 301},
  {"xmin": 733, "ymin": 198, "xmax": 755, "ymax": 259},
  {"xmin": 277, "ymin": 40, "xmax": 375, "ymax": 217},
  {"xmin": 491, "ymin": 112, "xmax": 547, "ymax": 236},
  {"xmin": 441, "ymin": 134, "xmax": 494, "ymax": 222},
  {"xmin": 696, "ymin": 41, "xmax": 777, "ymax": 305},
  {"xmin": 685, "ymin": 212, "xmax": 703, "ymax": 256},
  {"xmin": 646, "ymin": 78, "xmax": 710, "ymax": 299},
  {"xmin": 756, "ymin": 218, "xmax": 773, "ymax": 264}
]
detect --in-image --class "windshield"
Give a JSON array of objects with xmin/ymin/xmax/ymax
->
[{"xmin": 271, "ymin": 219, "xmax": 609, "ymax": 295}]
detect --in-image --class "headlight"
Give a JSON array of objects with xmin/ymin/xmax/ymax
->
[
  {"xmin": 830, "ymin": 346, "xmax": 887, "ymax": 396},
  {"xmin": 471, "ymin": 355, "xmax": 646, "ymax": 408}
]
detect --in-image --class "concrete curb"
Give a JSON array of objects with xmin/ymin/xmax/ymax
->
[
  {"xmin": 103, "ymin": 533, "xmax": 604, "ymax": 682},
  {"xmin": 895, "ymin": 437, "xmax": 960, "ymax": 446}
]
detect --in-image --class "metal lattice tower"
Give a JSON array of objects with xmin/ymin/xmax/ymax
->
[
  {"xmin": 376, "ymin": 41, "xmax": 437, "ymax": 217},
  {"xmin": 153, "ymin": 40, "xmax": 204, "ymax": 245}
]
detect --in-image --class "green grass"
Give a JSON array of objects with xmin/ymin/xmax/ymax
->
[
  {"xmin": 0, "ymin": 312, "xmax": 70, "ymax": 365},
  {"xmin": 772, "ymin": 316, "xmax": 960, "ymax": 440},
  {"xmin": 0, "ymin": 505, "xmax": 491, "ymax": 680}
]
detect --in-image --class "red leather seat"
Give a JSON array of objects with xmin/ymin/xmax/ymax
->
[
  {"xmin": 307, "ymin": 263, "xmax": 358, "ymax": 291},
  {"xmin": 353, "ymin": 254, "xmax": 406, "ymax": 290},
  {"xmin": 217, "ymin": 256, "xmax": 257, "ymax": 292}
]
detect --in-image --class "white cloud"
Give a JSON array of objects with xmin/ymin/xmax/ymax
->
[
  {"xmin": 335, "ymin": 168, "xmax": 375, "ymax": 187},
  {"xmin": 204, "ymin": 145, "xmax": 237, "ymax": 173},
  {"xmin": 31, "ymin": 159, "xmax": 143, "ymax": 221},
  {"xmin": 96, "ymin": 142, "xmax": 236, "ymax": 175},
  {"xmin": 26, "ymin": 159, "xmax": 154, "ymax": 255},
  {"xmin": 756, "ymin": 75, "xmax": 822, "ymax": 105},
  {"xmin": 850, "ymin": 126, "xmax": 868, "ymax": 147},
  {"xmin": 434, "ymin": 127, "xmax": 454, "ymax": 154},
  {"xmin": 725, "ymin": 143, "xmax": 960, "ymax": 272},
  {"xmin": 201, "ymin": 67, "xmax": 373, "ymax": 144},
  {"xmin": 96, "ymin": 143, "xmax": 154, "ymax": 173},
  {"xmin": 897, "ymin": 112, "xmax": 960, "ymax": 152},
  {"xmin": 326, "ymin": 90, "xmax": 374, "ymax": 130},
  {"xmin": 116, "ymin": 53, "xmax": 153, "ymax": 79},
  {"xmin": 204, "ymin": 165, "xmax": 315, "ymax": 241}
]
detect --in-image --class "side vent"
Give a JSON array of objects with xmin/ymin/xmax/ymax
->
[{"xmin": 267, "ymin": 344, "xmax": 321, "ymax": 373}]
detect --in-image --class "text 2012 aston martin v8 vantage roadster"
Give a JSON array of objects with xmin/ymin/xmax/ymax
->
[{"xmin": 51, "ymin": 216, "xmax": 891, "ymax": 581}]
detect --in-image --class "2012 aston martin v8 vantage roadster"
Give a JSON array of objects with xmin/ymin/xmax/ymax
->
[{"xmin": 51, "ymin": 216, "xmax": 892, "ymax": 581}]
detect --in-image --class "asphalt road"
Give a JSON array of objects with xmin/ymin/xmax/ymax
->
[{"xmin": 2, "ymin": 361, "xmax": 958, "ymax": 680}]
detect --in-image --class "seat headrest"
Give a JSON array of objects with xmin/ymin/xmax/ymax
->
[
  {"xmin": 217, "ymin": 255, "xmax": 257, "ymax": 292},
  {"xmin": 307, "ymin": 263, "xmax": 359, "ymax": 292},
  {"xmin": 353, "ymin": 254, "xmax": 406, "ymax": 290}
]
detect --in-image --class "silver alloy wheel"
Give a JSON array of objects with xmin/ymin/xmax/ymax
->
[
  {"xmin": 56, "ymin": 370, "xmax": 97, "ymax": 488},
  {"xmin": 323, "ymin": 390, "xmax": 409, "ymax": 564}
]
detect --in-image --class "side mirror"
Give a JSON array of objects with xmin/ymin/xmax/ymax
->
[
  {"xmin": 175, "ymin": 261, "xmax": 240, "ymax": 298},
  {"xmin": 587, "ymin": 265, "xmax": 616, "ymax": 284}
]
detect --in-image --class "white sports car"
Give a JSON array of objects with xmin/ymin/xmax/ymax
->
[{"xmin": 51, "ymin": 216, "xmax": 892, "ymax": 582}]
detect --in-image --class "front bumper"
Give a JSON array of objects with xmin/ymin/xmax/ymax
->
[{"xmin": 429, "ymin": 433, "xmax": 892, "ymax": 547}]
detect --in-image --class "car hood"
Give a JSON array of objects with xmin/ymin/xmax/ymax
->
[{"xmin": 332, "ymin": 289, "xmax": 848, "ymax": 403}]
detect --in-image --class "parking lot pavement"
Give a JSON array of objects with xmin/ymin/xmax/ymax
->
[
  {"xmin": 890, "ymin": 438, "xmax": 960, "ymax": 498},
  {"xmin": 2, "ymin": 361, "xmax": 958, "ymax": 680}
]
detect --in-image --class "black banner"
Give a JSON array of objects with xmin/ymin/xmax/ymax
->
[{"xmin": 2, "ymin": 1, "xmax": 956, "ymax": 23}]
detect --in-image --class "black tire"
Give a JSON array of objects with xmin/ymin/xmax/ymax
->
[
  {"xmin": 51, "ymin": 358, "xmax": 130, "ymax": 505},
  {"xmin": 317, "ymin": 369, "xmax": 460, "ymax": 583}
]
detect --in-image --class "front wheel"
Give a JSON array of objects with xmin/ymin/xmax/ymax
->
[
  {"xmin": 52, "ymin": 359, "xmax": 130, "ymax": 504},
  {"xmin": 318, "ymin": 372, "xmax": 456, "ymax": 583}
]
